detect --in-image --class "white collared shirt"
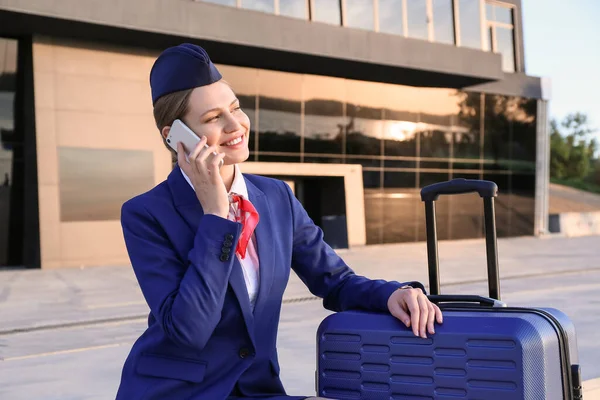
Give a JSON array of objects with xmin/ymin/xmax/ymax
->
[{"xmin": 181, "ymin": 165, "xmax": 260, "ymax": 310}]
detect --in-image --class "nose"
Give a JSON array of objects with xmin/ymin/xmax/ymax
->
[{"xmin": 223, "ymin": 112, "xmax": 243, "ymax": 133}]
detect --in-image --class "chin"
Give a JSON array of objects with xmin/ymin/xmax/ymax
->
[{"xmin": 224, "ymin": 149, "xmax": 250, "ymax": 165}]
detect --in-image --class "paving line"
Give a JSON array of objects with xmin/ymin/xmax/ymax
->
[{"xmin": 1, "ymin": 342, "xmax": 130, "ymax": 362}]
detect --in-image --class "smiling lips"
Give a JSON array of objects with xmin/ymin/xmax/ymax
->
[{"xmin": 222, "ymin": 136, "xmax": 243, "ymax": 147}]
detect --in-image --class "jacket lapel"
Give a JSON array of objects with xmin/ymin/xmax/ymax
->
[
  {"xmin": 245, "ymin": 176, "xmax": 275, "ymax": 318},
  {"xmin": 167, "ymin": 166, "xmax": 255, "ymax": 343}
]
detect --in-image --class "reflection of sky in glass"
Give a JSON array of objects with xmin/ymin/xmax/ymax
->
[
  {"xmin": 313, "ymin": 0, "xmax": 342, "ymax": 25},
  {"xmin": 59, "ymin": 148, "xmax": 155, "ymax": 222},
  {"xmin": 345, "ymin": 0, "xmax": 374, "ymax": 30},
  {"xmin": 379, "ymin": 0, "xmax": 404, "ymax": 35},
  {"xmin": 433, "ymin": 0, "xmax": 455, "ymax": 44},
  {"xmin": 240, "ymin": 0, "xmax": 274, "ymax": 13},
  {"xmin": 279, "ymin": 0, "xmax": 307, "ymax": 19},
  {"xmin": 406, "ymin": 0, "xmax": 429, "ymax": 40},
  {"xmin": 0, "ymin": 92, "xmax": 14, "ymax": 131},
  {"xmin": 305, "ymin": 114, "xmax": 345, "ymax": 140},
  {"xmin": 458, "ymin": 0, "xmax": 482, "ymax": 49},
  {"xmin": 496, "ymin": 27, "xmax": 516, "ymax": 72},
  {"xmin": 258, "ymin": 109, "xmax": 300, "ymax": 134}
]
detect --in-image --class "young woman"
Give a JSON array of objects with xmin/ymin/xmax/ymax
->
[{"xmin": 115, "ymin": 43, "xmax": 442, "ymax": 400}]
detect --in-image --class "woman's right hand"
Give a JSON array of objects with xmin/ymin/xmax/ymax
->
[{"xmin": 177, "ymin": 137, "xmax": 229, "ymax": 219}]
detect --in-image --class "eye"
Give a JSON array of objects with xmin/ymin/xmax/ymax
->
[{"xmin": 206, "ymin": 114, "xmax": 220, "ymax": 122}]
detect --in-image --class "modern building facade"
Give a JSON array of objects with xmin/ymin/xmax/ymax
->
[{"xmin": 0, "ymin": 0, "xmax": 550, "ymax": 268}]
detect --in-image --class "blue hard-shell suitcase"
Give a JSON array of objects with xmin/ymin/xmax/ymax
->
[{"xmin": 316, "ymin": 179, "xmax": 582, "ymax": 400}]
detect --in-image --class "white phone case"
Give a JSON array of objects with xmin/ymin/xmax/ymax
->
[{"xmin": 166, "ymin": 119, "xmax": 223, "ymax": 167}]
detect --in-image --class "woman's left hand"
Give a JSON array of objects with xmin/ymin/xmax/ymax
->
[{"xmin": 387, "ymin": 287, "xmax": 443, "ymax": 338}]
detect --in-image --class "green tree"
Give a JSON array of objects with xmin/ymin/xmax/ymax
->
[{"xmin": 550, "ymin": 112, "xmax": 597, "ymax": 180}]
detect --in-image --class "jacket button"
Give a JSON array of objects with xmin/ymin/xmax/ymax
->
[
  {"xmin": 221, "ymin": 246, "xmax": 231, "ymax": 254},
  {"xmin": 223, "ymin": 240, "xmax": 233, "ymax": 248},
  {"xmin": 239, "ymin": 348, "xmax": 251, "ymax": 359},
  {"xmin": 220, "ymin": 253, "xmax": 230, "ymax": 262},
  {"xmin": 225, "ymin": 234, "xmax": 234, "ymax": 241}
]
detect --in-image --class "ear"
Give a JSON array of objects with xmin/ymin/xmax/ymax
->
[{"xmin": 161, "ymin": 125, "xmax": 171, "ymax": 140}]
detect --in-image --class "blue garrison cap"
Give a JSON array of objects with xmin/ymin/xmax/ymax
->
[{"xmin": 150, "ymin": 43, "xmax": 222, "ymax": 105}]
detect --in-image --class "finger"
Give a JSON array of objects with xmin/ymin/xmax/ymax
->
[
  {"xmin": 209, "ymin": 153, "xmax": 226, "ymax": 183},
  {"xmin": 406, "ymin": 294, "xmax": 420, "ymax": 337},
  {"xmin": 189, "ymin": 136, "xmax": 208, "ymax": 161},
  {"xmin": 427, "ymin": 303, "xmax": 435, "ymax": 335},
  {"xmin": 197, "ymin": 144, "xmax": 220, "ymax": 164},
  {"xmin": 434, "ymin": 304, "xmax": 443, "ymax": 324},
  {"xmin": 177, "ymin": 143, "xmax": 191, "ymax": 173},
  {"xmin": 389, "ymin": 301, "xmax": 411, "ymax": 328},
  {"xmin": 417, "ymin": 295, "xmax": 429, "ymax": 338}
]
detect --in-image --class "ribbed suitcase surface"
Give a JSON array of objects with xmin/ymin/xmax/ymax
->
[{"xmin": 317, "ymin": 308, "xmax": 574, "ymax": 400}]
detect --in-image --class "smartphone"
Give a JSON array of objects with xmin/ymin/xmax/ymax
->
[{"xmin": 166, "ymin": 119, "xmax": 223, "ymax": 167}]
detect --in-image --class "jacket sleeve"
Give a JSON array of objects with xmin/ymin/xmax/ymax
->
[
  {"xmin": 282, "ymin": 181, "xmax": 425, "ymax": 312},
  {"xmin": 121, "ymin": 200, "xmax": 241, "ymax": 350}
]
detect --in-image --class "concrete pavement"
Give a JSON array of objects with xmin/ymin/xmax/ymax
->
[{"xmin": 1, "ymin": 235, "xmax": 599, "ymax": 399}]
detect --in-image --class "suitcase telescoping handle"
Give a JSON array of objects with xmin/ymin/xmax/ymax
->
[{"xmin": 420, "ymin": 179, "xmax": 501, "ymax": 300}]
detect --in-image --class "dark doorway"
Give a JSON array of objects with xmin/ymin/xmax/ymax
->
[{"xmin": 293, "ymin": 176, "xmax": 348, "ymax": 249}]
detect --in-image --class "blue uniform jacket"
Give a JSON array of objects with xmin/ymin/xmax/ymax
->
[{"xmin": 115, "ymin": 166, "xmax": 423, "ymax": 399}]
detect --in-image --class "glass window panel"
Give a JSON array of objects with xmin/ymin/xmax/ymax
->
[
  {"xmin": 494, "ymin": 5, "xmax": 513, "ymax": 24},
  {"xmin": 303, "ymin": 75, "xmax": 345, "ymax": 155},
  {"xmin": 446, "ymin": 173, "xmax": 483, "ymax": 240},
  {"xmin": 418, "ymin": 172, "xmax": 451, "ymax": 240},
  {"xmin": 280, "ymin": 0, "xmax": 308, "ymax": 19},
  {"xmin": 203, "ymin": 0, "xmax": 236, "ymax": 6},
  {"xmin": 257, "ymin": 154, "xmax": 301, "ymax": 162},
  {"xmin": 59, "ymin": 148, "xmax": 155, "ymax": 222},
  {"xmin": 0, "ymin": 37, "xmax": 17, "ymax": 266},
  {"xmin": 312, "ymin": 0, "xmax": 342, "ymax": 25},
  {"xmin": 383, "ymin": 158, "xmax": 417, "ymax": 168},
  {"xmin": 382, "ymin": 171, "xmax": 418, "ymax": 243},
  {"xmin": 345, "ymin": 157, "xmax": 381, "ymax": 168},
  {"xmin": 420, "ymin": 160, "xmax": 450, "ymax": 170},
  {"xmin": 406, "ymin": 0, "xmax": 429, "ymax": 40},
  {"xmin": 345, "ymin": 0, "xmax": 374, "ymax": 30},
  {"xmin": 383, "ymin": 121, "xmax": 418, "ymax": 157},
  {"xmin": 378, "ymin": 0, "xmax": 404, "ymax": 35},
  {"xmin": 304, "ymin": 156, "xmax": 344, "ymax": 163},
  {"xmin": 485, "ymin": 3, "xmax": 494, "ymax": 21},
  {"xmin": 510, "ymin": 97, "xmax": 537, "ymax": 163},
  {"xmin": 420, "ymin": 130, "xmax": 451, "ymax": 158},
  {"xmin": 452, "ymin": 161, "xmax": 481, "ymax": 170},
  {"xmin": 509, "ymin": 173, "xmax": 535, "ymax": 236},
  {"xmin": 496, "ymin": 27, "xmax": 516, "ymax": 72},
  {"xmin": 432, "ymin": 0, "xmax": 455, "ymax": 44},
  {"xmin": 240, "ymin": 0, "xmax": 275, "ymax": 13},
  {"xmin": 346, "ymin": 104, "xmax": 382, "ymax": 155},
  {"xmin": 363, "ymin": 170, "xmax": 383, "ymax": 244},
  {"xmin": 483, "ymin": 94, "xmax": 511, "ymax": 165},
  {"xmin": 483, "ymin": 171, "xmax": 510, "ymax": 236},
  {"xmin": 453, "ymin": 130, "xmax": 480, "ymax": 159},
  {"xmin": 458, "ymin": 0, "xmax": 482, "ymax": 49},
  {"xmin": 257, "ymin": 70, "xmax": 302, "ymax": 154}
]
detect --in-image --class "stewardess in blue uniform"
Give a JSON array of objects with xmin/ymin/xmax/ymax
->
[{"xmin": 115, "ymin": 43, "xmax": 443, "ymax": 400}]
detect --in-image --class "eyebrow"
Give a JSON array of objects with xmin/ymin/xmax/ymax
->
[{"xmin": 201, "ymin": 98, "xmax": 239, "ymax": 118}]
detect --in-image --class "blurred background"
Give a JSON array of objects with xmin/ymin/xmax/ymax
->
[{"xmin": 5, "ymin": 0, "xmax": 596, "ymax": 270}]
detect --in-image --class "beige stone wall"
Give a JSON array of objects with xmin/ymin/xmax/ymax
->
[
  {"xmin": 33, "ymin": 37, "xmax": 170, "ymax": 268},
  {"xmin": 33, "ymin": 37, "xmax": 366, "ymax": 269}
]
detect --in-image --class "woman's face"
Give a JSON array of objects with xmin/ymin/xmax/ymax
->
[{"xmin": 182, "ymin": 81, "xmax": 250, "ymax": 166}]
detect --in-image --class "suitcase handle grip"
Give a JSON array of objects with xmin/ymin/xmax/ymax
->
[
  {"xmin": 428, "ymin": 295, "xmax": 506, "ymax": 308},
  {"xmin": 420, "ymin": 178, "xmax": 497, "ymax": 202},
  {"xmin": 421, "ymin": 179, "xmax": 501, "ymax": 300}
]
